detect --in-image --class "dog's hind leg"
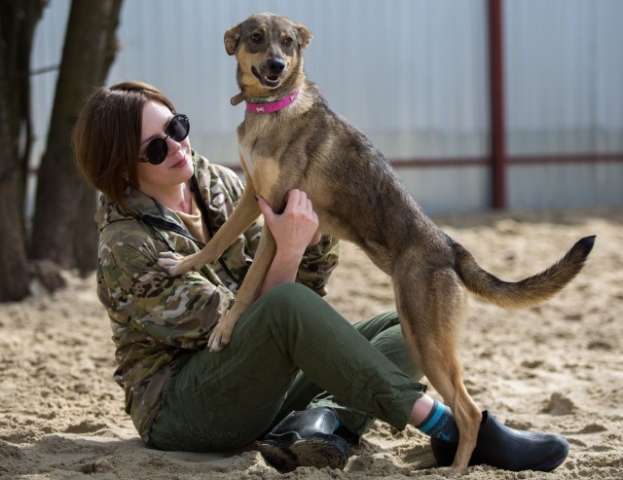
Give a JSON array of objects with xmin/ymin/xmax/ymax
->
[{"xmin": 394, "ymin": 265, "xmax": 481, "ymax": 473}]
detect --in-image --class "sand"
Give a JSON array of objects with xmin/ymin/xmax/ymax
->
[{"xmin": 1, "ymin": 208, "xmax": 622, "ymax": 479}]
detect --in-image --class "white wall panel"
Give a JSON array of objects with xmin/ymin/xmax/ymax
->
[
  {"xmin": 508, "ymin": 163, "xmax": 623, "ymax": 210},
  {"xmin": 505, "ymin": 0, "xmax": 623, "ymax": 154},
  {"xmin": 28, "ymin": 0, "xmax": 623, "ymax": 214},
  {"xmin": 30, "ymin": 0, "xmax": 489, "ymax": 165}
]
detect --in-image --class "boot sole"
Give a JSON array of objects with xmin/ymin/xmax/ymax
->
[{"xmin": 257, "ymin": 435, "xmax": 349, "ymax": 472}]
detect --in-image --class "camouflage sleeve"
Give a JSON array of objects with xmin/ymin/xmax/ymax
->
[
  {"xmin": 296, "ymin": 234, "xmax": 340, "ymax": 297},
  {"xmin": 99, "ymin": 230, "xmax": 234, "ymax": 350}
]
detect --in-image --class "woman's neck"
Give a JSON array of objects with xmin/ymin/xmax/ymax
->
[{"xmin": 140, "ymin": 181, "xmax": 190, "ymax": 213}]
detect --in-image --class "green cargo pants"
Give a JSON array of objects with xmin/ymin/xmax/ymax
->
[{"xmin": 148, "ymin": 283, "xmax": 426, "ymax": 452}]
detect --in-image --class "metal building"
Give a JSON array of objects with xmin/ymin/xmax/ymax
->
[{"xmin": 30, "ymin": 0, "xmax": 623, "ymax": 214}]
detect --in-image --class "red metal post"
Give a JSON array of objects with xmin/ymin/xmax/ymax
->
[{"xmin": 488, "ymin": 0, "xmax": 507, "ymax": 209}]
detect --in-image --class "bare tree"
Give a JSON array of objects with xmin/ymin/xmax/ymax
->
[
  {"xmin": 30, "ymin": 0, "xmax": 123, "ymax": 271},
  {"xmin": 71, "ymin": 0, "xmax": 123, "ymax": 276},
  {"xmin": 0, "ymin": 0, "xmax": 47, "ymax": 301}
]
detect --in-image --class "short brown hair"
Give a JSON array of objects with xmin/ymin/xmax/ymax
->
[{"xmin": 73, "ymin": 80, "xmax": 176, "ymax": 207}]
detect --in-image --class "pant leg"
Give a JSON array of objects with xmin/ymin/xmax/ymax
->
[
  {"xmin": 276, "ymin": 311, "xmax": 425, "ymax": 436},
  {"xmin": 148, "ymin": 283, "xmax": 425, "ymax": 452}
]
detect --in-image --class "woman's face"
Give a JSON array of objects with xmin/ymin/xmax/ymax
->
[{"xmin": 136, "ymin": 100, "xmax": 194, "ymax": 189}]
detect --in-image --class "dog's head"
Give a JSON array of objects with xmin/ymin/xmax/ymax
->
[{"xmin": 224, "ymin": 13, "xmax": 312, "ymax": 98}]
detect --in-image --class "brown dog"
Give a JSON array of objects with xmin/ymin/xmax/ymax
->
[{"xmin": 158, "ymin": 13, "xmax": 595, "ymax": 472}]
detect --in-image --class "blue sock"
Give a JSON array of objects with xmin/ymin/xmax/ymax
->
[{"xmin": 417, "ymin": 400, "xmax": 459, "ymax": 443}]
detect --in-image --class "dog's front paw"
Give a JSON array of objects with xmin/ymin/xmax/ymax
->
[
  {"xmin": 157, "ymin": 251, "xmax": 187, "ymax": 276},
  {"xmin": 207, "ymin": 317, "xmax": 236, "ymax": 352}
]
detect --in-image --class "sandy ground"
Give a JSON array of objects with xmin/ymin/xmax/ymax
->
[{"xmin": 1, "ymin": 208, "xmax": 622, "ymax": 480}]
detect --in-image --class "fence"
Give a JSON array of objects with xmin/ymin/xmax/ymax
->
[{"xmin": 29, "ymin": 0, "xmax": 623, "ymax": 214}]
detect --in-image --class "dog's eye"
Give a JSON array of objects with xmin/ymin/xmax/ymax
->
[
  {"xmin": 282, "ymin": 36, "xmax": 293, "ymax": 47},
  {"xmin": 250, "ymin": 32, "xmax": 264, "ymax": 43}
]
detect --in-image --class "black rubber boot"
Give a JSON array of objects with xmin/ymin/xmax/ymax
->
[
  {"xmin": 256, "ymin": 407, "xmax": 354, "ymax": 472},
  {"xmin": 430, "ymin": 410, "xmax": 569, "ymax": 472}
]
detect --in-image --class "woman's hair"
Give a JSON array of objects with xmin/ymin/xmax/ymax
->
[{"xmin": 73, "ymin": 80, "xmax": 176, "ymax": 207}]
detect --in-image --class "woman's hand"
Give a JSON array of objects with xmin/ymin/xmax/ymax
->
[
  {"xmin": 256, "ymin": 190, "xmax": 321, "ymax": 298},
  {"xmin": 257, "ymin": 189, "xmax": 320, "ymax": 260}
]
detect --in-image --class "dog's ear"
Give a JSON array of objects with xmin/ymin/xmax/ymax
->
[
  {"xmin": 295, "ymin": 23, "xmax": 312, "ymax": 49},
  {"xmin": 224, "ymin": 23, "xmax": 242, "ymax": 55}
]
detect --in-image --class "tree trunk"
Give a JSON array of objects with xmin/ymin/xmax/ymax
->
[
  {"xmin": 0, "ymin": 0, "xmax": 47, "ymax": 301},
  {"xmin": 30, "ymin": 0, "xmax": 123, "ymax": 270},
  {"xmin": 73, "ymin": 187, "xmax": 98, "ymax": 276},
  {"xmin": 0, "ymin": 84, "xmax": 30, "ymax": 301},
  {"xmin": 71, "ymin": 0, "xmax": 123, "ymax": 276}
]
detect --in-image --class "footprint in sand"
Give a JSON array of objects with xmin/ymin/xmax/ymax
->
[
  {"xmin": 64, "ymin": 420, "xmax": 108, "ymax": 434},
  {"xmin": 541, "ymin": 392, "xmax": 577, "ymax": 415},
  {"xmin": 79, "ymin": 457, "xmax": 114, "ymax": 474},
  {"xmin": 521, "ymin": 359, "xmax": 544, "ymax": 369},
  {"xmin": 567, "ymin": 423, "xmax": 608, "ymax": 435},
  {"xmin": 567, "ymin": 438, "xmax": 587, "ymax": 447},
  {"xmin": 589, "ymin": 445, "xmax": 614, "ymax": 452},
  {"xmin": 587, "ymin": 340, "xmax": 613, "ymax": 351},
  {"xmin": 563, "ymin": 313, "xmax": 583, "ymax": 322}
]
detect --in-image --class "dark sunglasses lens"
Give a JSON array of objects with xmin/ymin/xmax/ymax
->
[
  {"xmin": 167, "ymin": 114, "xmax": 190, "ymax": 141},
  {"xmin": 145, "ymin": 138, "xmax": 168, "ymax": 165}
]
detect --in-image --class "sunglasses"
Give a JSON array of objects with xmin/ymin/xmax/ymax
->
[{"xmin": 140, "ymin": 113, "xmax": 190, "ymax": 165}]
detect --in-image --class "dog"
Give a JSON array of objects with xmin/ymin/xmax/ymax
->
[{"xmin": 158, "ymin": 13, "xmax": 595, "ymax": 471}]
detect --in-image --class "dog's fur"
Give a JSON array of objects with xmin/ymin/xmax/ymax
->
[{"xmin": 158, "ymin": 13, "xmax": 595, "ymax": 471}]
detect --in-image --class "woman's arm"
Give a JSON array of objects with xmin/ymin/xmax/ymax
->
[
  {"xmin": 295, "ymin": 234, "xmax": 339, "ymax": 296},
  {"xmin": 256, "ymin": 190, "xmax": 321, "ymax": 297},
  {"xmin": 99, "ymin": 225, "xmax": 233, "ymax": 350},
  {"xmin": 214, "ymin": 162, "xmax": 339, "ymax": 295}
]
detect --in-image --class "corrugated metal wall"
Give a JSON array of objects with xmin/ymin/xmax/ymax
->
[
  {"xmin": 29, "ymin": 0, "xmax": 623, "ymax": 214},
  {"xmin": 504, "ymin": 0, "xmax": 623, "ymax": 209},
  {"xmin": 506, "ymin": 0, "xmax": 623, "ymax": 155}
]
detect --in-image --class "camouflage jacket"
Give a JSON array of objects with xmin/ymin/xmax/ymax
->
[{"xmin": 96, "ymin": 152, "xmax": 339, "ymax": 444}]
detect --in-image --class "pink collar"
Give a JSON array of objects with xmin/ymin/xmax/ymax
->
[{"xmin": 246, "ymin": 90, "xmax": 299, "ymax": 114}]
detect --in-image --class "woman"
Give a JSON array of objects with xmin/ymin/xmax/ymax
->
[{"xmin": 74, "ymin": 80, "xmax": 568, "ymax": 473}]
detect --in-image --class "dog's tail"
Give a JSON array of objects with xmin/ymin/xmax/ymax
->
[{"xmin": 451, "ymin": 235, "xmax": 595, "ymax": 308}]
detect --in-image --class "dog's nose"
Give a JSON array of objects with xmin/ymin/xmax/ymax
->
[{"xmin": 267, "ymin": 58, "xmax": 285, "ymax": 75}]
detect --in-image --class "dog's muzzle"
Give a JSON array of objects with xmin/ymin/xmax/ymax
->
[{"xmin": 252, "ymin": 57, "xmax": 286, "ymax": 88}]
